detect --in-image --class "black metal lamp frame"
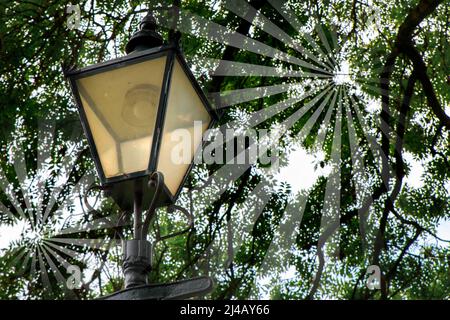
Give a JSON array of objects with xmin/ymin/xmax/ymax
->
[
  {"xmin": 65, "ymin": 12, "xmax": 217, "ymax": 299},
  {"xmin": 66, "ymin": 43, "xmax": 218, "ymax": 210}
]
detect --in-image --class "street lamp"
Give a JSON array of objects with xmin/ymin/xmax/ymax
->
[{"xmin": 65, "ymin": 13, "xmax": 217, "ymax": 299}]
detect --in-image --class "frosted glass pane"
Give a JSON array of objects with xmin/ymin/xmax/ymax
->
[
  {"xmin": 82, "ymin": 96, "xmax": 119, "ymax": 176},
  {"xmin": 76, "ymin": 56, "xmax": 167, "ymax": 178},
  {"xmin": 120, "ymin": 136, "xmax": 152, "ymax": 174},
  {"xmin": 157, "ymin": 59, "xmax": 211, "ymax": 195}
]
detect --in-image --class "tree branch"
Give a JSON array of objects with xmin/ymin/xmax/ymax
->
[{"xmin": 402, "ymin": 42, "xmax": 450, "ymax": 128}]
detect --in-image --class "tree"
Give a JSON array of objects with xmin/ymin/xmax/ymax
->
[{"xmin": 0, "ymin": 0, "xmax": 448, "ymax": 300}]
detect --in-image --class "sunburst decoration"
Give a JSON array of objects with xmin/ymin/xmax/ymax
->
[
  {"xmin": 152, "ymin": 0, "xmax": 399, "ymax": 297},
  {"xmin": 0, "ymin": 118, "xmax": 129, "ymax": 298}
]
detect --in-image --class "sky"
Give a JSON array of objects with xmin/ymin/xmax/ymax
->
[{"xmin": 276, "ymin": 145, "xmax": 450, "ymax": 244}]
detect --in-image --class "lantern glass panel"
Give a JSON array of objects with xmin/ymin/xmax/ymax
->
[
  {"xmin": 156, "ymin": 58, "xmax": 211, "ymax": 195},
  {"xmin": 76, "ymin": 56, "xmax": 167, "ymax": 178}
]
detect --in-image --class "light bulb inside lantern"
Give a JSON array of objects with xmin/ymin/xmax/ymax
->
[{"xmin": 122, "ymin": 84, "xmax": 159, "ymax": 127}]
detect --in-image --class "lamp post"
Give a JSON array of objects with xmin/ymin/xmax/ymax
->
[{"xmin": 65, "ymin": 12, "xmax": 218, "ymax": 299}]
